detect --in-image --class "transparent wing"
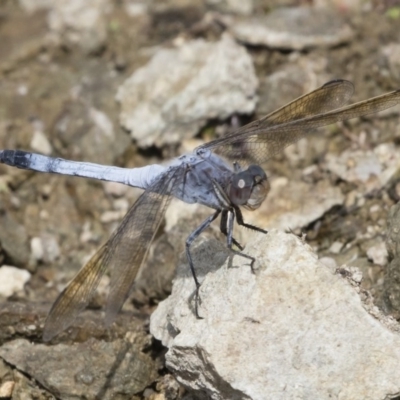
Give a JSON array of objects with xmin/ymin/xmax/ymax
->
[
  {"xmin": 43, "ymin": 166, "xmax": 183, "ymax": 341},
  {"xmin": 232, "ymin": 79, "xmax": 354, "ymax": 132},
  {"xmin": 200, "ymin": 81, "xmax": 400, "ymax": 165},
  {"xmin": 43, "ymin": 243, "xmax": 109, "ymax": 341}
]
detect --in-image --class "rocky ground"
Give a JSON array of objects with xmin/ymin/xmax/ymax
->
[{"xmin": 0, "ymin": 0, "xmax": 400, "ymax": 399}]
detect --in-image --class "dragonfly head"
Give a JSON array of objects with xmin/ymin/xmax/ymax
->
[{"xmin": 229, "ymin": 165, "xmax": 270, "ymax": 211}]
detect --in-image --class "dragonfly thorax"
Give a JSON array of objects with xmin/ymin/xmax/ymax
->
[{"xmin": 228, "ymin": 165, "xmax": 269, "ymax": 211}]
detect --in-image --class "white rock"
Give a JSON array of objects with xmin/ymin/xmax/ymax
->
[
  {"xmin": 113, "ymin": 198, "xmax": 129, "ymax": 213},
  {"xmin": 367, "ymin": 240, "xmax": 388, "ymax": 266},
  {"xmin": 165, "ymin": 201, "xmax": 202, "ymax": 232},
  {"xmin": 30, "ymin": 130, "xmax": 52, "ymax": 155},
  {"xmin": 0, "ymin": 381, "xmax": 15, "ymax": 398},
  {"xmin": 116, "ymin": 34, "xmax": 258, "ymax": 147},
  {"xmin": 124, "ymin": 1, "xmax": 148, "ymax": 17},
  {"xmin": 31, "ymin": 235, "xmax": 60, "ymax": 263},
  {"xmin": 100, "ymin": 210, "xmax": 125, "ymax": 223},
  {"xmin": 151, "ymin": 231, "xmax": 400, "ymax": 400},
  {"xmin": 319, "ymin": 256, "xmax": 337, "ymax": 270},
  {"xmin": 103, "ymin": 181, "xmax": 129, "ymax": 198},
  {"xmin": 0, "ymin": 266, "xmax": 31, "ymax": 298},
  {"xmin": 30, "ymin": 237, "xmax": 44, "ymax": 261},
  {"xmin": 47, "ymin": 0, "xmax": 112, "ymax": 52},
  {"xmin": 41, "ymin": 234, "xmax": 61, "ymax": 263},
  {"xmin": 329, "ymin": 241, "xmax": 344, "ymax": 254}
]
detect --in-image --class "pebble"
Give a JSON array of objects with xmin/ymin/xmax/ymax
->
[{"xmin": 0, "ymin": 265, "xmax": 31, "ymax": 298}]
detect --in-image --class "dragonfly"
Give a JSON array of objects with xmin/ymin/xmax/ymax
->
[{"xmin": 1, "ymin": 80, "xmax": 399, "ymax": 341}]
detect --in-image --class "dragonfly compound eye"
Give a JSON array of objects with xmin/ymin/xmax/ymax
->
[
  {"xmin": 229, "ymin": 165, "xmax": 269, "ymax": 210},
  {"xmin": 239, "ymin": 165, "xmax": 269, "ymax": 211}
]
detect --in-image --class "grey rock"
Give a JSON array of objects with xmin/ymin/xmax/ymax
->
[
  {"xmin": 151, "ymin": 231, "xmax": 400, "ymax": 400},
  {"xmin": 0, "ymin": 335, "xmax": 158, "ymax": 400},
  {"xmin": 10, "ymin": 370, "xmax": 51, "ymax": 399},
  {"xmin": 229, "ymin": 7, "xmax": 353, "ymax": 50},
  {"xmin": 324, "ymin": 143, "xmax": 400, "ymax": 193},
  {"xmin": 206, "ymin": 0, "xmax": 254, "ymax": 15},
  {"xmin": 383, "ymin": 203, "xmax": 400, "ymax": 317},
  {"xmin": 381, "ymin": 43, "xmax": 400, "ymax": 83},
  {"xmin": 0, "ymin": 212, "xmax": 31, "ymax": 270},
  {"xmin": 116, "ymin": 34, "xmax": 258, "ymax": 147},
  {"xmin": 18, "ymin": 0, "xmax": 53, "ymax": 13},
  {"xmin": 53, "ymin": 101, "xmax": 120, "ymax": 166},
  {"xmin": 256, "ymin": 57, "xmax": 330, "ymax": 116}
]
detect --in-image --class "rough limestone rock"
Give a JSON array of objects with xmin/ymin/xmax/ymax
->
[
  {"xmin": 230, "ymin": 7, "xmax": 353, "ymax": 50},
  {"xmin": 151, "ymin": 230, "xmax": 400, "ymax": 400},
  {"xmin": 116, "ymin": 34, "xmax": 258, "ymax": 147},
  {"xmin": 0, "ymin": 335, "xmax": 157, "ymax": 400}
]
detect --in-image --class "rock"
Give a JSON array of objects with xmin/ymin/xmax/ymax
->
[
  {"xmin": 382, "ymin": 203, "xmax": 400, "ymax": 317},
  {"xmin": 328, "ymin": 241, "xmax": 344, "ymax": 254},
  {"xmin": 47, "ymin": 0, "xmax": 113, "ymax": 53},
  {"xmin": 116, "ymin": 34, "xmax": 258, "ymax": 147},
  {"xmin": 381, "ymin": 43, "xmax": 400, "ymax": 83},
  {"xmin": 53, "ymin": 101, "xmax": 121, "ymax": 165},
  {"xmin": 0, "ymin": 212, "xmax": 31, "ymax": 270},
  {"xmin": 103, "ymin": 181, "xmax": 129, "ymax": 198},
  {"xmin": 206, "ymin": 0, "xmax": 254, "ymax": 15},
  {"xmin": 18, "ymin": 0, "xmax": 53, "ymax": 13},
  {"xmin": 30, "ymin": 235, "xmax": 60, "ymax": 263},
  {"xmin": 366, "ymin": 239, "xmax": 388, "ymax": 267},
  {"xmin": 30, "ymin": 130, "xmax": 53, "ymax": 155},
  {"xmin": 0, "ymin": 266, "xmax": 31, "ymax": 298},
  {"xmin": 256, "ymin": 57, "xmax": 330, "ymax": 117},
  {"xmin": 0, "ymin": 381, "xmax": 14, "ymax": 398},
  {"xmin": 11, "ymin": 370, "xmax": 51, "ymax": 399},
  {"xmin": 151, "ymin": 231, "xmax": 400, "ymax": 400},
  {"xmin": 229, "ymin": 7, "xmax": 353, "ymax": 50},
  {"xmin": 0, "ymin": 335, "xmax": 158, "ymax": 400},
  {"xmin": 324, "ymin": 143, "xmax": 400, "ymax": 194}
]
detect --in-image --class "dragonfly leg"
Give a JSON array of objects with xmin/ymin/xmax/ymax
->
[
  {"xmin": 229, "ymin": 206, "xmax": 268, "ymax": 273},
  {"xmin": 234, "ymin": 206, "xmax": 268, "ymax": 234},
  {"xmin": 186, "ymin": 210, "xmax": 221, "ymax": 318},
  {"xmin": 222, "ymin": 209, "xmax": 259, "ymax": 273},
  {"xmin": 220, "ymin": 210, "xmax": 243, "ymax": 250}
]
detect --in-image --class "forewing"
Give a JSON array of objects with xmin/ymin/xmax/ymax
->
[
  {"xmin": 104, "ymin": 166, "xmax": 182, "ymax": 326},
  {"xmin": 43, "ymin": 244, "xmax": 110, "ymax": 341},
  {"xmin": 201, "ymin": 85, "xmax": 400, "ymax": 165},
  {"xmin": 234, "ymin": 79, "xmax": 354, "ymax": 132},
  {"xmin": 198, "ymin": 80, "xmax": 353, "ymax": 164},
  {"xmin": 43, "ymin": 166, "xmax": 182, "ymax": 341}
]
